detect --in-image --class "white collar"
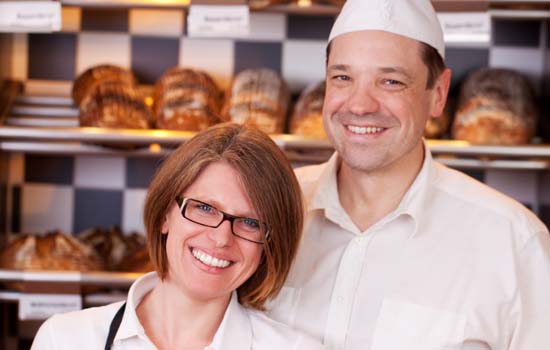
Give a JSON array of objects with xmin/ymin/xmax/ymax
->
[
  {"xmin": 114, "ymin": 272, "xmax": 253, "ymax": 350},
  {"xmin": 308, "ymin": 141, "xmax": 436, "ymax": 237}
]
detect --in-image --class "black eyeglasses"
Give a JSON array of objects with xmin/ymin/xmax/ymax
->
[{"xmin": 175, "ymin": 197, "xmax": 269, "ymax": 244}]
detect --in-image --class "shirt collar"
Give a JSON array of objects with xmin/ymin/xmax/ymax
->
[
  {"xmin": 115, "ymin": 272, "xmax": 157, "ymax": 343},
  {"xmin": 307, "ymin": 141, "xmax": 436, "ymax": 237},
  {"xmin": 209, "ymin": 292, "xmax": 253, "ymax": 350},
  {"xmin": 114, "ymin": 273, "xmax": 253, "ymax": 350},
  {"xmin": 394, "ymin": 141, "xmax": 436, "ymax": 237}
]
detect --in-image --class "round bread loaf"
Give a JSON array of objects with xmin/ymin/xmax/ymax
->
[
  {"xmin": 452, "ymin": 68, "xmax": 537, "ymax": 145},
  {"xmin": 117, "ymin": 246, "xmax": 153, "ymax": 273},
  {"xmin": 78, "ymin": 227, "xmax": 131, "ymax": 271},
  {"xmin": 290, "ymin": 81, "xmax": 327, "ymax": 139},
  {"xmin": 72, "ymin": 64, "xmax": 137, "ymax": 107},
  {"xmin": 79, "ymin": 80, "xmax": 153, "ymax": 130},
  {"xmin": 223, "ymin": 68, "xmax": 290, "ymax": 134},
  {"xmin": 153, "ymin": 67, "xmax": 223, "ymax": 131},
  {"xmin": 0, "ymin": 231, "xmax": 103, "ymax": 271}
]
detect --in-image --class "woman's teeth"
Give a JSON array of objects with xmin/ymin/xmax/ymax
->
[
  {"xmin": 347, "ymin": 125, "xmax": 384, "ymax": 135},
  {"xmin": 192, "ymin": 248, "xmax": 231, "ymax": 268}
]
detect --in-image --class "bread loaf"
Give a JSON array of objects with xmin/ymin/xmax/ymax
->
[
  {"xmin": 290, "ymin": 81, "xmax": 327, "ymax": 139},
  {"xmin": 117, "ymin": 246, "xmax": 153, "ymax": 273},
  {"xmin": 0, "ymin": 231, "xmax": 103, "ymax": 271},
  {"xmin": 154, "ymin": 67, "xmax": 223, "ymax": 131},
  {"xmin": 79, "ymin": 80, "xmax": 153, "ymax": 130},
  {"xmin": 72, "ymin": 64, "xmax": 137, "ymax": 107},
  {"xmin": 223, "ymin": 68, "xmax": 290, "ymax": 134},
  {"xmin": 452, "ymin": 68, "xmax": 537, "ymax": 145}
]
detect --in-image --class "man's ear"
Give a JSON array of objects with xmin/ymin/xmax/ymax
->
[{"xmin": 430, "ymin": 68, "xmax": 452, "ymax": 118}]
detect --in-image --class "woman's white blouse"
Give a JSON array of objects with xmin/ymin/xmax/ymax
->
[{"xmin": 31, "ymin": 272, "xmax": 323, "ymax": 350}]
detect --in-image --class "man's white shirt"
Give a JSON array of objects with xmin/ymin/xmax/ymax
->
[{"xmin": 268, "ymin": 147, "xmax": 550, "ymax": 350}]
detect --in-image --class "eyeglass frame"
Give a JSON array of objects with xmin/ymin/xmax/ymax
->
[{"xmin": 175, "ymin": 196, "xmax": 270, "ymax": 244}]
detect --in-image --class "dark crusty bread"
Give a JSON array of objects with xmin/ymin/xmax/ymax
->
[
  {"xmin": 153, "ymin": 67, "xmax": 223, "ymax": 131},
  {"xmin": 0, "ymin": 231, "xmax": 103, "ymax": 271},
  {"xmin": 72, "ymin": 64, "xmax": 137, "ymax": 107},
  {"xmin": 452, "ymin": 68, "xmax": 537, "ymax": 145},
  {"xmin": 117, "ymin": 246, "xmax": 153, "ymax": 273},
  {"xmin": 223, "ymin": 68, "xmax": 290, "ymax": 134},
  {"xmin": 290, "ymin": 81, "xmax": 327, "ymax": 139},
  {"xmin": 79, "ymin": 80, "xmax": 153, "ymax": 130}
]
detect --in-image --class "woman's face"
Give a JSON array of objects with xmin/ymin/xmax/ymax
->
[{"xmin": 161, "ymin": 161, "xmax": 263, "ymax": 303}]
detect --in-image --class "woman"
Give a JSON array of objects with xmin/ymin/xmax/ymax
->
[{"xmin": 31, "ymin": 123, "xmax": 323, "ymax": 350}]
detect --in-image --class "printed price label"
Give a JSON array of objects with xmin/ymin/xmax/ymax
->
[
  {"xmin": 187, "ymin": 5, "xmax": 250, "ymax": 38},
  {"xmin": 0, "ymin": 1, "xmax": 61, "ymax": 33},
  {"xmin": 19, "ymin": 294, "xmax": 82, "ymax": 320},
  {"xmin": 438, "ymin": 12, "xmax": 490, "ymax": 44}
]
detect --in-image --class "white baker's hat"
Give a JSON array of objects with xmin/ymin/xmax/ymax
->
[{"xmin": 328, "ymin": 0, "xmax": 445, "ymax": 59}]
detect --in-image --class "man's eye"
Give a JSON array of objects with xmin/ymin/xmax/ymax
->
[
  {"xmin": 332, "ymin": 75, "xmax": 350, "ymax": 81},
  {"xmin": 383, "ymin": 79, "xmax": 403, "ymax": 86}
]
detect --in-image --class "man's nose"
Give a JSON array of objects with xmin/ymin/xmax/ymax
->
[{"xmin": 346, "ymin": 83, "xmax": 380, "ymax": 116}]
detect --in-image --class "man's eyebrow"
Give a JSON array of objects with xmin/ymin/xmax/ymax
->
[
  {"xmin": 327, "ymin": 64, "xmax": 349, "ymax": 71},
  {"xmin": 379, "ymin": 67, "xmax": 413, "ymax": 80}
]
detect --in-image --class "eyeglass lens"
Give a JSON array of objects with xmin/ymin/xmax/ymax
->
[{"xmin": 184, "ymin": 199, "xmax": 265, "ymax": 242}]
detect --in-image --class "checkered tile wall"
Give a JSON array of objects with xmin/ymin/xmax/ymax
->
[{"xmin": 3, "ymin": 7, "xmax": 550, "ymax": 235}]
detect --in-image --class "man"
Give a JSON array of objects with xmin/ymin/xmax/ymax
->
[{"xmin": 267, "ymin": 0, "xmax": 550, "ymax": 349}]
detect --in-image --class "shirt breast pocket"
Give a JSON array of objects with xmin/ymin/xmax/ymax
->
[
  {"xmin": 372, "ymin": 298, "xmax": 467, "ymax": 350},
  {"xmin": 265, "ymin": 286, "xmax": 301, "ymax": 327}
]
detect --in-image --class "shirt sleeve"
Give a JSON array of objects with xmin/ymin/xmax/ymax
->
[
  {"xmin": 509, "ymin": 230, "xmax": 550, "ymax": 350},
  {"xmin": 31, "ymin": 316, "xmax": 58, "ymax": 350}
]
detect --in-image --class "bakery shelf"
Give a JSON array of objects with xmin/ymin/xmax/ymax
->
[
  {"xmin": 0, "ymin": 269, "xmax": 141, "ymax": 287},
  {"xmin": 1, "ymin": 94, "xmax": 550, "ymax": 168},
  {"xmin": 61, "ymin": 0, "xmax": 192, "ymax": 9},
  {"xmin": 54, "ymin": 0, "xmax": 503, "ymax": 12}
]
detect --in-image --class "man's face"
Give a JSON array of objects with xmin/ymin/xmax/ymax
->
[{"xmin": 324, "ymin": 30, "xmax": 449, "ymax": 174}]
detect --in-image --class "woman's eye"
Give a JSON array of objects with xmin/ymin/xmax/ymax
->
[
  {"xmin": 243, "ymin": 218, "xmax": 260, "ymax": 229},
  {"xmin": 197, "ymin": 203, "xmax": 214, "ymax": 213}
]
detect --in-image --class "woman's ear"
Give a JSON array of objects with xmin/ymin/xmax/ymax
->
[{"xmin": 161, "ymin": 216, "xmax": 169, "ymax": 235}]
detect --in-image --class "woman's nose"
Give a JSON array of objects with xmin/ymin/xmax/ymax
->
[{"xmin": 208, "ymin": 219, "xmax": 234, "ymax": 248}]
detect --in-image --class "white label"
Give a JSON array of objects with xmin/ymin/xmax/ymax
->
[
  {"xmin": 187, "ymin": 5, "xmax": 249, "ymax": 38},
  {"xmin": 0, "ymin": 2, "xmax": 61, "ymax": 33},
  {"xmin": 438, "ymin": 12, "xmax": 490, "ymax": 44},
  {"xmin": 19, "ymin": 294, "xmax": 82, "ymax": 320}
]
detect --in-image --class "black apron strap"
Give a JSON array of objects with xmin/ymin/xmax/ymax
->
[{"xmin": 104, "ymin": 302, "xmax": 126, "ymax": 350}]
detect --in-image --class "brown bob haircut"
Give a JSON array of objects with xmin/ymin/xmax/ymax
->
[
  {"xmin": 326, "ymin": 40, "xmax": 446, "ymax": 89},
  {"xmin": 143, "ymin": 123, "xmax": 303, "ymax": 310}
]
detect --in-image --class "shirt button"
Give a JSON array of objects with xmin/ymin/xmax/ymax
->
[{"xmin": 337, "ymin": 296, "xmax": 344, "ymax": 303}]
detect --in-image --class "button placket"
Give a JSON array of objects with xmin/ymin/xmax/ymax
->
[{"xmin": 323, "ymin": 234, "xmax": 371, "ymax": 349}]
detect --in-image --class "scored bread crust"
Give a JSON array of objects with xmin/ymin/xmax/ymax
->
[
  {"xmin": 153, "ymin": 67, "xmax": 223, "ymax": 131},
  {"xmin": 223, "ymin": 68, "xmax": 290, "ymax": 134}
]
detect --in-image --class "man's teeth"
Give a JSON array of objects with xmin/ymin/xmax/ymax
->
[
  {"xmin": 347, "ymin": 125, "xmax": 384, "ymax": 135},
  {"xmin": 192, "ymin": 249, "xmax": 231, "ymax": 268}
]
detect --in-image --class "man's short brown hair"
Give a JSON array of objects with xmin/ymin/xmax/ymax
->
[
  {"xmin": 143, "ymin": 123, "xmax": 303, "ymax": 310},
  {"xmin": 325, "ymin": 40, "xmax": 446, "ymax": 89}
]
